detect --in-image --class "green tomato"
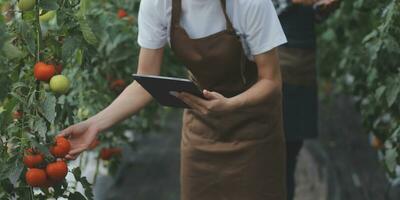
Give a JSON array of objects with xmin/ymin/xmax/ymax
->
[
  {"xmin": 39, "ymin": 11, "xmax": 56, "ymax": 22},
  {"xmin": 49, "ymin": 75, "xmax": 70, "ymax": 94},
  {"xmin": 17, "ymin": 0, "xmax": 36, "ymax": 12},
  {"xmin": 77, "ymin": 108, "xmax": 90, "ymax": 119}
]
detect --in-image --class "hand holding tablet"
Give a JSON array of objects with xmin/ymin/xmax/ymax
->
[{"xmin": 132, "ymin": 74, "xmax": 205, "ymax": 108}]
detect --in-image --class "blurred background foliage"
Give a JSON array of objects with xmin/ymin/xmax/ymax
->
[{"xmin": 318, "ymin": 0, "xmax": 400, "ymax": 176}]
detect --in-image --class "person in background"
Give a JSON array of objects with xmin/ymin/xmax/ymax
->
[{"xmin": 272, "ymin": 0, "xmax": 339, "ymax": 200}]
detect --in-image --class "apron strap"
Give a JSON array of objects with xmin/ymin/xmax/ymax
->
[
  {"xmin": 220, "ymin": 0, "xmax": 235, "ymax": 32},
  {"xmin": 171, "ymin": 0, "xmax": 182, "ymax": 28}
]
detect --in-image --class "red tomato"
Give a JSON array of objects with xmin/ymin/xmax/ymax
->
[
  {"xmin": 46, "ymin": 161, "xmax": 68, "ymax": 181},
  {"xmin": 34, "ymin": 62, "xmax": 56, "ymax": 82},
  {"xmin": 55, "ymin": 64, "xmax": 63, "ymax": 74},
  {"xmin": 26, "ymin": 168, "xmax": 47, "ymax": 187},
  {"xmin": 100, "ymin": 148, "xmax": 122, "ymax": 160},
  {"xmin": 118, "ymin": 9, "xmax": 128, "ymax": 19},
  {"xmin": 23, "ymin": 149, "xmax": 44, "ymax": 168},
  {"xmin": 110, "ymin": 79, "xmax": 127, "ymax": 92},
  {"xmin": 12, "ymin": 111, "xmax": 23, "ymax": 120},
  {"xmin": 50, "ymin": 137, "xmax": 71, "ymax": 158}
]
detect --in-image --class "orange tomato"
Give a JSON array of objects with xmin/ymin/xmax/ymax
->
[
  {"xmin": 50, "ymin": 137, "xmax": 71, "ymax": 158},
  {"xmin": 26, "ymin": 168, "xmax": 47, "ymax": 187},
  {"xmin": 46, "ymin": 161, "xmax": 68, "ymax": 181},
  {"xmin": 23, "ymin": 149, "xmax": 44, "ymax": 168}
]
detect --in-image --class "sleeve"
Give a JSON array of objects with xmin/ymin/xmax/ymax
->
[
  {"xmin": 137, "ymin": 0, "xmax": 168, "ymax": 49},
  {"xmin": 242, "ymin": 0, "xmax": 287, "ymax": 56}
]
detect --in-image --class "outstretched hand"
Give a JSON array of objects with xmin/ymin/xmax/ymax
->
[{"xmin": 57, "ymin": 121, "xmax": 99, "ymax": 160}]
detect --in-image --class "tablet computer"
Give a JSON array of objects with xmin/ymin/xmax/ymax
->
[{"xmin": 132, "ymin": 74, "xmax": 205, "ymax": 108}]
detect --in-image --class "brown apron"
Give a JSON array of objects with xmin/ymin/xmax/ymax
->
[{"xmin": 170, "ymin": 0, "xmax": 286, "ymax": 199}]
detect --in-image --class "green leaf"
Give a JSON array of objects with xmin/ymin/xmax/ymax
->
[
  {"xmin": 78, "ymin": 18, "xmax": 98, "ymax": 45},
  {"xmin": 18, "ymin": 22, "xmax": 36, "ymax": 56},
  {"xmin": 385, "ymin": 80, "xmax": 400, "ymax": 107},
  {"xmin": 0, "ymin": 98, "xmax": 17, "ymax": 130},
  {"xmin": 77, "ymin": 0, "xmax": 90, "ymax": 17},
  {"xmin": 7, "ymin": 156, "xmax": 23, "ymax": 184},
  {"xmin": 39, "ymin": 0, "xmax": 59, "ymax": 11},
  {"xmin": 69, "ymin": 192, "xmax": 87, "ymax": 200},
  {"xmin": 2, "ymin": 41, "xmax": 24, "ymax": 59},
  {"xmin": 41, "ymin": 93, "xmax": 56, "ymax": 123},
  {"xmin": 362, "ymin": 30, "xmax": 378, "ymax": 43},
  {"xmin": 27, "ymin": 137, "xmax": 50, "ymax": 156},
  {"xmin": 375, "ymin": 86, "xmax": 386, "ymax": 100},
  {"xmin": 385, "ymin": 148, "xmax": 398, "ymax": 173},
  {"xmin": 80, "ymin": 177, "xmax": 94, "ymax": 200},
  {"xmin": 72, "ymin": 167, "xmax": 82, "ymax": 179},
  {"xmin": 35, "ymin": 118, "xmax": 47, "ymax": 138},
  {"xmin": 62, "ymin": 37, "xmax": 79, "ymax": 62}
]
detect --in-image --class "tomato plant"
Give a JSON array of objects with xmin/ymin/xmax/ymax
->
[
  {"xmin": 0, "ymin": 0, "xmax": 184, "ymax": 199},
  {"xmin": 318, "ymin": 0, "xmax": 400, "ymax": 177}
]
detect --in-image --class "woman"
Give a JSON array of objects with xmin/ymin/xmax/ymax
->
[{"xmin": 60, "ymin": 0, "xmax": 288, "ymax": 199}]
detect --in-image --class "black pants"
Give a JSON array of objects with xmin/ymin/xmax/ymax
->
[{"xmin": 286, "ymin": 141, "xmax": 304, "ymax": 200}]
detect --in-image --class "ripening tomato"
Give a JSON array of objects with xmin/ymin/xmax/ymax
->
[
  {"xmin": 110, "ymin": 79, "xmax": 126, "ymax": 92},
  {"xmin": 26, "ymin": 168, "xmax": 47, "ymax": 187},
  {"xmin": 117, "ymin": 9, "xmax": 128, "ymax": 19},
  {"xmin": 39, "ymin": 11, "xmax": 56, "ymax": 22},
  {"xmin": 12, "ymin": 111, "xmax": 23, "ymax": 120},
  {"xmin": 34, "ymin": 62, "xmax": 56, "ymax": 82},
  {"xmin": 46, "ymin": 161, "xmax": 68, "ymax": 181},
  {"xmin": 23, "ymin": 149, "xmax": 44, "ymax": 168},
  {"xmin": 371, "ymin": 135, "xmax": 384, "ymax": 150},
  {"xmin": 49, "ymin": 75, "xmax": 70, "ymax": 94},
  {"xmin": 50, "ymin": 137, "xmax": 71, "ymax": 158},
  {"xmin": 18, "ymin": 0, "xmax": 36, "ymax": 12},
  {"xmin": 100, "ymin": 148, "xmax": 122, "ymax": 160}
]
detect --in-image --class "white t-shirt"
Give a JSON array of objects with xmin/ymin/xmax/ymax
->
[{"xmin": 138, "ymin": 0, "xmax": 287, "ymax": 59}]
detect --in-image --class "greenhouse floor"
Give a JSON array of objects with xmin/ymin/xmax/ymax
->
[{"xmin": 94, "ymin": 94, "xmax": 400, "ymax": 200}]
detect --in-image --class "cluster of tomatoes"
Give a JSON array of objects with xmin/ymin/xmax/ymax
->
[
  {"xmin": 34, "ymin": 62, "xmax": 70, "ymax": 94},
  {"xmin": 24, "ymin": 137, "xmax": 70, "ymax": 188}
]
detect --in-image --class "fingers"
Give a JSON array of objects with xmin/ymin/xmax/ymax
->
[
  {"xmin": 58, "ymin": 126, "xmax": 73, "ymax": 138},
  {"xmin": 65, "ymin": 127, "xmax": 98, "ymax": 160},
  {"xmin": 65, "ymin": 146, "xmax": 86, "ymax": 160},
  {"xmin": 203, "ymin": 90, "xmax": 224, "ymax": 100},
  {"xmin": 176, "ymin": 92, "xmax": 207, "ymax": 113},
  {"xmin": 180, "ymin": 95, "xmax": 207, "ymax": 113}
]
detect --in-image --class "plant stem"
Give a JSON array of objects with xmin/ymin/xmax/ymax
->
[
  {"xmin": 29, "ymin": 186, "xmax": 34, "ymax": 200},
  {"xmin": 34, "ymin": 1, "xmax": 42, "ymax": 62},
  {"xmin": 93, "ymin": 156, "xmax": 100, "ymax": 185}
]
